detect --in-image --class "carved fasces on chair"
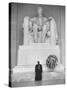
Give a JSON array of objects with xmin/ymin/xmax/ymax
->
[{"xmin": 49, "ymin": 17, "xmax": 58, "ymax": 45}]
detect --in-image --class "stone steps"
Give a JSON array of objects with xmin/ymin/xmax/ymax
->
[{"xmin": 12, "ymin": 71, "xmax": 64, "ymax": 82}]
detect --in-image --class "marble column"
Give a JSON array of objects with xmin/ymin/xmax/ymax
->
[{"xmin": 23, "ymin": 16, "xmax": 29, "ymax": 45}]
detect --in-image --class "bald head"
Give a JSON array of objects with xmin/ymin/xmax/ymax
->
[{"xmin": 37, "ymin": 61, "xmax": 40, "ymax": 64}]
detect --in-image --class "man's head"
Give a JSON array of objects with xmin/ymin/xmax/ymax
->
[{"xmin": 37, "ymin": 61, "xmax": 40, "ymax": 64}]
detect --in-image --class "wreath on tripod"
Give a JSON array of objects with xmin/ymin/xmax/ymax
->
[{"xmin": 46, "ymin": 55, "xmax": 58, "ymax": 71}]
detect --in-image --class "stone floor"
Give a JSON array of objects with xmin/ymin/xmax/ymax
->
[{"xmin": 12, "ymin": 71, "xmax": 65, "ymax": 87}]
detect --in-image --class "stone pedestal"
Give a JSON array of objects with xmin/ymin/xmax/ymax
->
[
  {"xmin": 13, "ymin": 43, "xmax": 64, "ymax": 73},
  {"xmin": 18, "ymin": 43, "xmax": 60, "ymax": 65}
]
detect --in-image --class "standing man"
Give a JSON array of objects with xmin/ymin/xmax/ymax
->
[{"xmin": 35, "ymin": 61, "xmax": 43, "ymax": 81}]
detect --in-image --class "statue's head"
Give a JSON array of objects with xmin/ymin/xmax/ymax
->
[{"xmin": 37, "ymin": 7, "xmax": 42, "ymax": 17}]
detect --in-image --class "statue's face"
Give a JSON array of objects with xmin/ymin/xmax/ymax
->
[{"xmin": 38, "ymin": 7, "xmax": 42, "ymax": 16}]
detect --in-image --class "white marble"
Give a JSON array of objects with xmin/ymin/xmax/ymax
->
[{"xmin": 17, "ymin": 44, "xmax": 60, "ymax": 66}]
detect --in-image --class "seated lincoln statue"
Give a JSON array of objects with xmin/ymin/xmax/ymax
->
[
  {"xmin": 35, "ymin": 61, "xmax": 42, "ymax": 81},
  {"xmin": 23, "ymin": 7, "xmax": 58, "ymax": 45}
]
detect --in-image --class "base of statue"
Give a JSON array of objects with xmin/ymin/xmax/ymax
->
[
  {"xmin": 13, "ymin": 43, "xmax": 64, "ymax": 73},
  {"xmin": 13, "ymin": 64, "xmax": 64, "ymax": 74}
]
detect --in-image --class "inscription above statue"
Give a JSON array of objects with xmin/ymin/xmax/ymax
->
[{"xmin": 23, "ymin": 7, "xmax": 58, "ymax": 45}]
